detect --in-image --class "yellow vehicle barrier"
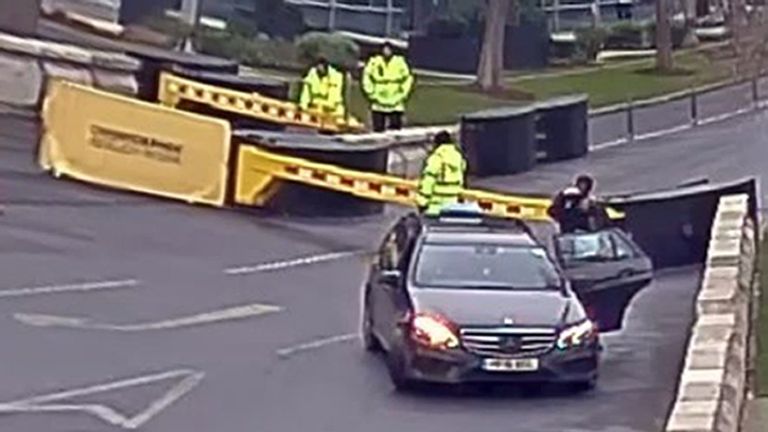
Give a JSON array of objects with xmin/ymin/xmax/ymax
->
[
  {"xmin": 236, "ymin": 145, "xmax": 624, "ymax": 222},
  {"xmin": 158, "ymin": 73, "xmax": 365, "ymax": 133}
]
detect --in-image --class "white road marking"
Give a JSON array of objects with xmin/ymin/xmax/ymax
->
[
  {"xmin": 634, "ymin": 123, "xmax": 693, "ymax": 141},
  {"xmin": 590, "ymin": 137, "xmax": 628, "ymax": 151},
  {"xmin": 276, "ymin": 333, "xmax": 358, "ymax": 359},
  {"xmin": 698, "ymin": 107, "xmax": 753, "ymax": 126},
  {"xmin": 15, "ymin": 302, "xmax": 283, "ymax": 332},
  {"xmin": 0, "ymin": 368, "xmax": 204, "ymax": 430},
  {"xmin": 0, "ymin": 279, "xmax": 139, "ymax": 299},
  {"xmin": 224, "ymin": 250, "xmax": 366, "ymax": 275}
]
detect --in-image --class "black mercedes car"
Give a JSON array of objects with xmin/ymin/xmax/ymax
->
[{"xmin": 361, "ymin": 207, "xmax": 652, "ymax": 392}]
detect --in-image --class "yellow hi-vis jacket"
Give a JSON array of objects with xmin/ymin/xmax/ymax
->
[
  {"xmin": 416, "ymin": 143, "xmax": 467, "ymax": 216},
  {"xmin": 299, "ymin": 65, "xmax": 346, "ymax": 117},
  {"xmin": 362, "ymin": 54, "xmax": 414, "ymax": 113}
]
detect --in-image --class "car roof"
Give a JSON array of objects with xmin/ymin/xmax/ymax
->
[
  {"xmin": 423, "ymin": 230, "xmax": 539, "ymax": 247},
  {"xmin": 419, "ymin": 215, "xmax": 539, "ymax": 247}
]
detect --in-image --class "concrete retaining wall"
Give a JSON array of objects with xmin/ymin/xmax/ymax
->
[
  {"xmin": 0, "ymin": 31, "xmax": 139, "ymax": 110},
  {"xmin": 665, "ymin": 194, "xmax": 757, "ymax": 432}
]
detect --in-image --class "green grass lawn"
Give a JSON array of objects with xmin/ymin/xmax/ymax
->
[
  {"xmin": 342, "ymin": 51, "xmax": 734, "ymax": 126},
  {"xmin": 515, "ymin": 52, "xmax": 733, "ymax": 108},
  {"xmin": 758, "ymin": 231, "xmax": 768, "ymax": 396}
]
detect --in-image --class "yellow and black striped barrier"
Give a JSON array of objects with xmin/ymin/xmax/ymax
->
[
  {"xmin": 157, "ymin": 72, "xmax": 365, "ymax": 133},
  {"xmin": 235, "ymin": 145, "xmax": 625, "ymax": 222}
]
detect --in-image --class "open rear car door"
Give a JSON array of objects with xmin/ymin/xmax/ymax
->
[{"xmin": 553, "ymin": 228, "xmax": 653, "ymax": 332}]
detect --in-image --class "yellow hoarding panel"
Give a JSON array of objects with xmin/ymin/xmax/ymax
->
[{"xmin": 40, "ymin": 80, "xmax": 231, "ymax": 207}]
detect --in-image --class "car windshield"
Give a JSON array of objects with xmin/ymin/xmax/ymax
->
[
  {"xmin": 556, "ymin": 232, "xmax": 615, "ymax": 263},
  {"xmin": 413, "ymin": 243, "xmax": 562, "ymax": 290}
]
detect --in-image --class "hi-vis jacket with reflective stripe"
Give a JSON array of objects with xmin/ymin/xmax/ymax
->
[
  {"xmin": 299, "ymin": 65, "xmax": 346, "ymax": 117},
  {"xmin": 362, "ymin": 54, "xmax": 414, "ymax": 113},
  {"xmin": 416, "ymin": 143, "xmax": 467, "ymax": 216}
]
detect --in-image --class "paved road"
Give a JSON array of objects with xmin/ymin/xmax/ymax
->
[{"xmin": 0, "ymin": 110, "xmax": 765, "ymax": 432}]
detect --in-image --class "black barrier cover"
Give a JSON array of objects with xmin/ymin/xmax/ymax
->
[
  {"xmin": 536, "ymin": 95, "xmax": 589, "ymax": 162},
  {"xmin": 461, "ymin": 106, "xmax": 538, "ymax": 177},
  {"xmin": 135, "ymin": 55, "xmax": 238, "ymax": 102},
  {"xmin": 233, "ymin": 130, "xmax": 391, "ymax": 217},
  {"xmin": 171, "ymin": 66, "xmax": 289, "ymax": 100},
  {"xmin": 603, "ymin": 177, "xmax": 758, "ymax": 268},
  {"xmin": 170, "ymin": 66, "xmax": 290, "ymax": 131}
]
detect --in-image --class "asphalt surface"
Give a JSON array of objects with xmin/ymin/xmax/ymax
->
[{"xmin": 0, "ymin": 109, "xmax": 766, "ymax": 432}]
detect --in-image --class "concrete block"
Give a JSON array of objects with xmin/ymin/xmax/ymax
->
[
  {"xmin": 91, "ymin": 50, "xmax": 141, "ymax": 72},
  {"xmin": 0, "ymin": 51, "xmax": 42, "ymax": 107},
  {"xmin": 696, "ymin": 313, "xmax": 736, "ymax": 327},
  {"xmin": 715, "ymin": 210, "xmax": 746, "ymax": 223},
  {"xmin": 92, "ymin": 68, "xmax": 138, "ymax": 96},
  {"xmin": 686, "ymin": 347, "xmax": 728, "ymax": 370},
  {"xmin": 673, "ymin": 400, "xmax": 719, "ymax": 416},
  {"xmin": 42, "ymin": 60, "xmax": 93, "ymax": 87},
  {"xmin": 0, "ymin": 32, "xmax": 43, "ymax": 57},
  {"xmin": 711, "ymin": 218, "xmax": 745, "ymax": 233},
  {"xmin": 718, "ymin": 194, "xmax": 748, "ymax": 207},
  {"xmin": 702, "ymin": 267, "xmax": 740, "ymax": 283},
  {"xmin": 690, "ymin": 324, "xmax": 733, "ymax": 343},
  {"xmin": 698, "ymin": 272, "xmax": 741, "ymax": 314},
  {"xmin": 38, "ymin": 41, "xmax": 93, "ymax": 65},
  {"xmin": 697, "ymin": 287, "xmax": 739, "ymax": 311},
  {"xmin": 677, "ymin": 381, "xmax": 722, "ymax": 402},
  {"xmin": 666, "ymin": 412, "xmax": 715, "ymax": 431},
  {"xmin": 680, "ymin": 368, "xmax": 725, "ymax": 385},
  {"xmin": 713, "ymin": 230, "xmax": 743, "ymax": 242}
]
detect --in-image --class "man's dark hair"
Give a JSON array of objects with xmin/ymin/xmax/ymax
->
[
  {"xmin": 575, "ymin": 174, "xmax": 595, "ymax": 192},
  {"xmin": 434, "ymin": 130, "xmax": 452, "ymax": 145}
]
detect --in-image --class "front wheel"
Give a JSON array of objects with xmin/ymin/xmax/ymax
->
[
  {"xmin": 567, "ymin": 377, "xmax": 597, "ymax": 393},
  {"xmin": 386, "ymin": 349, "xmax": 415, "ymax": 392}
]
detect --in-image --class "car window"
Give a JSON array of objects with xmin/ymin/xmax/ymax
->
[
  {"xmin": 556, "ymin": 232, "xmax": 616, "ymax": 263},
  {"xmin": 378, "ymin": 231, "xmax": 400, "ymax": 270},
  {"xmin": 611, "ymin": 233, "xmax": 634, "ymax": 259},
  {"xmin": 413, "ymin": 243, "xmax": 562, "ymax": 290}
]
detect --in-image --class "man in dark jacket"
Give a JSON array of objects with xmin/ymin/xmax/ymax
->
[{"xmin": 548, "ymin": 175, "xmax": 608, "ymax": 233}]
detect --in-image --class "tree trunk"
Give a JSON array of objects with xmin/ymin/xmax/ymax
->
[
  {"xmin": 655, "ymin": 0, "xmax": 674, "ymax": 72},
  {"xmin": 476, "ymin": 0, "xmax": 511, "ymax": 91}
]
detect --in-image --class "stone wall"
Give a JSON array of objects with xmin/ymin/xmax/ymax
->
[
  {"xmin": 665, "ymin": 194, "xmax": 757, "ymax": 432},
  {"xmin": 0, "ymin": 31, "xmax": 139, "ymax": 110}
]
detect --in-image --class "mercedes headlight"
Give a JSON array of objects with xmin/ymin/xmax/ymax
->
[{"xmin": 556, "ymin": 320, "xmax": 597, "ymax": 350}]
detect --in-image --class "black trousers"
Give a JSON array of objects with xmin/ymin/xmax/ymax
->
[{"xmin": 371, "ymin": 111, "xmax": 403, "ymax": 132}]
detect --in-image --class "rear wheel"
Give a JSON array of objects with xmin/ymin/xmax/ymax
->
[{"xmin": 362, "ymin": 304, "xmax": 382, "ymax": 353}]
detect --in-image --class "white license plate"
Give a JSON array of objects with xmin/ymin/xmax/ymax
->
[{"xmin": 482, "ymin": 358, "xmax": 539, "ymax": 372}]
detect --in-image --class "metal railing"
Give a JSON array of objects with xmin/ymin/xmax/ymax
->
[{"xmin": 588, "ymin": 75, "xmax": 768, "ymax": 151}]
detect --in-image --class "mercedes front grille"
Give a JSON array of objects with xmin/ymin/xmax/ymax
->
[{"xmin": 460, "ymin": 327, "xmax": 557, "ymax": 358}]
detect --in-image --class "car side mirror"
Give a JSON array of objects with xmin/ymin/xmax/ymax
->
[{"xmin": 379, "ymin": 269, "xmax": 402, "ymax": 286}]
